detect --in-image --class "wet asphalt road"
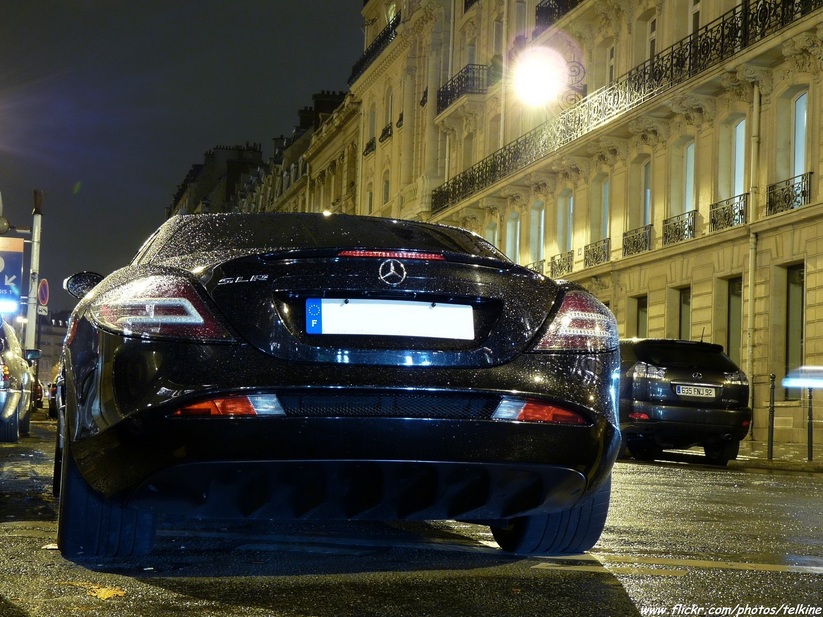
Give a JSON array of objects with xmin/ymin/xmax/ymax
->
[{"xmin": 1, "ymin": 418, "xmax": 822, "ymax": 617}]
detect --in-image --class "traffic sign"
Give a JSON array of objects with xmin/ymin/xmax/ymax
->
[
  {"xmin": 38, "ymin": 278, "xmax": 49, "ymax": 306},
  {"xmin": 0, "ymin": 237, "xmax": 24, "ymax": 315}
]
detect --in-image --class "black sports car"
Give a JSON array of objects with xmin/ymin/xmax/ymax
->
[{"xmin": 56, "ymin": 212, "xmax": 620, "ymax": 558}]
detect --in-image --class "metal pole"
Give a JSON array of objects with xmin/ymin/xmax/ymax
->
[
  {"xmin": 768, "ymin": 374, "xmax": 775, "ymax": 460},
  {"xmin": 808, "ymin": 387, "xmax": 814, "ymax": 462},
  {"xmin": 23, "ymin": 190, "xmax": 43, "ymax": 351}
]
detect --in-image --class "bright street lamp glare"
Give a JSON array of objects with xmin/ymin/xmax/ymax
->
[{"xmin": 513, "ymin": 47, "xmax": 568, "ymax": 107}]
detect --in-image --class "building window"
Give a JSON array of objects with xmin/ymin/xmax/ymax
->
[
  {"xmin": 591, "ymin": 174, "xmax": 610, "ymax": 241},
  {"xmin": 382, "ymin": 170, "xmax": 391, "ymax": 205},
  {"xmin": 529, "ymin": 200, "xmax": 545, "ymax": 265},
  {"xmin": 785, "ymin": 264, "xmax": 805, "ymax": 400},
  {"xmin": 727, "ymin": 277, "xmax": 743, "ymax": 367},
  {"xmin": 776, "ymin": 88, "xmax": 808, "ymax": 182},
  {"xmin": 633, "ymin": 296, "xmax": 649, "ymax": 338},
  {"xmin": 642, "ymin": 159, "xmax": 652, "ymax": 226},
  {"xmin": 514, "ymin": 0, "xmax": 526, "ymax": 37},
  {"xmin": 679, "ymin": 287, "xmax": 691, "ymax": 340},
  {"xmin": 690, "ymin": 0, "xmax": 701, "ymax": 35},
  {"xmin": 733, "ymin": 119, "xmax": 746, "ymax": 196},
  {"xmin": 505, "ymin": 211, "xmax": 521, "ymax": 263},
  {"xmin": 484, "ymin": 220, "xmax": 498, "ymax": 247},
  {"xmin": 365, "ymin": 183, "xmax": 374, "ymax": 214},
  {"xmin": 556, "ymin": 190, "xmax": 574, "ymax": 253},
  {"xmin": 793, "ymin": 92, "xmax": 807, "ymax": 177},
  {"xmin": 647, "ymin": 17, "xmax": 657, "ymax": 60}
]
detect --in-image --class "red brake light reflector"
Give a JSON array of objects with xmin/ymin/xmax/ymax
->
[
  {"xmin": 337, "ymin": 250, "xmax": 445, "ymax": 260},
  {"xmin": 172, "ymin": 397, "xmax": 257, "ymax": 417},
  {"xmin": 519, "ymin": 401, "xmax": 587, "ymax": 424}
]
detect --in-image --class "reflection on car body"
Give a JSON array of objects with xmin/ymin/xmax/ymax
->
[
  {"xmin": 0, "ymin": 318, "xmax": 39, "ymax": 442},
  {"xmin": 55, "ymin": 212, "xmax": 620, "ymax": 558},
  {"xmin": 619, "ymin": 338, "xmax": 751, "ymax": 465}
]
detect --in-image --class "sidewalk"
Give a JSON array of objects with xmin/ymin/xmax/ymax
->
[{"xmin": 730, "ymin": 438, "xmax": 823, "ymax": 473}]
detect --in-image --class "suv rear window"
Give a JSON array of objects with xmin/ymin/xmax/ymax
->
[{"xmin": 630, "ymin": 342, "xmax": 739, "ymax": 371}]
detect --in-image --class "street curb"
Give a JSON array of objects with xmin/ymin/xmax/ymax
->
[{"xmin": 728, "ymin": 459, "xmax": 823, "ymax": 473}]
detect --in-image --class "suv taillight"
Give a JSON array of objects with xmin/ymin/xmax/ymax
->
[{"xmin": 632, "ymin": 362, "xmax": 667, "ymax": 380}]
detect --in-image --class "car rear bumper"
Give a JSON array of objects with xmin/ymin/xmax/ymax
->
[
  {"xmin": 621, "ymin": 401, "xmax": 751, "ymax": 448},
  {"xmin": 71, "ymin": 415, "xmax": 620, "ymax": 522}
]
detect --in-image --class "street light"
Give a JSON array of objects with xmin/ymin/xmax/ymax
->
[{"xmin": 511, "ymin": 46, "xmax": 569, "ymax": 108}]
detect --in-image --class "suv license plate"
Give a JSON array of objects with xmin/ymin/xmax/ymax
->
[{"xmin": 676, "ymin": 385, "xmax": 716, "ymax": 397}]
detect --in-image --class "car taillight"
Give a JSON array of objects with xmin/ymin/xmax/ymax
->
[
  {"xmin": 531, "ymin": 290, "xmax": 618, "ymax": 352},
  {"xmin": 724, "ymin": 371, "xmax": 748, "ymax": 385},
  {"xmin": 628, "ymin": 411, "xmax": 651, "ymax": 420},
  {"xmin": 492, "ymin": 398, "xmax": 588, "ymax": 425},
  {"xmin": 89, "ymin": 275, "xmax": 233, "ymax": 341},
  {"xmin": 633, "ymin": 362, "xmax": 667, "ymax": 380},
  {"xmin": 171, "ymin": 395, "xmax": 286, "ymax": 417}
]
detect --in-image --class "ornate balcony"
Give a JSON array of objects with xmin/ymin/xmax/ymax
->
[
  {"xmin": 584, "ymin": 238, "xmax": 610, "ymax": 268},
  {"xmin": 437, "ymin": 64, "xmax": 502, "ymax": 115},
  {"xmin": 431, "ymin": 0, "xmax": 823, "ymax": 214},
  {"xmin": 767, "ymin": 172, "xmax": 812, "ymax": 215},
  {"xmin": 379, "ymin": 122, "xmax": 393, "ymax": 143},
  {"xmin": 662, "ymin": 210, "xmax": 697, "ymax": 246},
  {"xmin": 348, "ymin": 12, "xmax": 401, "ymax": 85},
  {"xmin": 550, "ymin": 251, "xmax": 573, "ymax": 278},
  {"xmin": 622, "ymin": 225, "xmax": 653, "ymax": 257},
  {"xmin": 534, "ymin": 0, "xmax": 586, "ymax": 34},
  {"xmin": 525, "ymin": 259, "xmax": 545, "ymax": 275},
  {"xmin": 362, "ymin": 137, "xmax": 376, "ymax": 157},
  {"xmin": 709, "ymin": 194, "xmax": 748, "ymax": 232}
]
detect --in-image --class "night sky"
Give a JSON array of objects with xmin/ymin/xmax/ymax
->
[{"xmin": 0, "ymin": 1, "xmax": 363, "ymax": 313}]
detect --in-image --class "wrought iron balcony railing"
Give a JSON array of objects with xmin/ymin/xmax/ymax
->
[
  {"xmin": 363, "ymin": 137, "xmax": 376, "ymax": 157},
  {"xmin": 525, "ymin": 259, "xmax": 545, "ymax": 275},
  {"xmin": 534, "ymin": 0, "xmax": 586, "ymax": 34},
  {"xmin": 623, "ymin": 225, "xmax": 653, "ymax": 257},
  {"xmin": 431, "ymin": 0, "xmax": 823, "ymax": 214},
  {"xmin": 550, "ymin": 251, "xmax": 574, "ymax": 278},
  {"xmin": 662, "ymin": 210, "xmax": 697, "ymax": 246},
  {"xmin": 584, "ymin": 238, "xmax": 610, "ymax": 267},
  {"xmin": 379, "ymin": 122, "xmax": 393, "ymax": 143},
  {"xmin": 709, "ymin": 194, "xmax": 748, "ymax": 232},
  {"xmin": 437, "ymin": 64, "xmax": 502, "ymax": 115},
  {"xmin": 767, "ymin": 172, "xmax": 813, "ymax": 215},
  {"xmin": 348, "ymin": 12, "xmax": 401, "ymax": 86}
]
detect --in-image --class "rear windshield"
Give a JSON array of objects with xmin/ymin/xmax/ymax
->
[
  {"xmin": 627, "ymin": 342, "xmax": 739, "ymax": 371},
  {"xmin": 139, "ymin": 213, "xmax": 509, "ymax": 264}
]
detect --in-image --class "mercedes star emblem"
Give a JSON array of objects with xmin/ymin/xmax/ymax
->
[{"xmin": 379, "ymin": 259, "xmax": 406, "ymax": 286}]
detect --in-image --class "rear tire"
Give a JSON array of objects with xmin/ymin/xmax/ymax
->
[
  {"xmin": 490, "ymin": 476, "xmax": 611, "ymax": 555},
  {"xmin": 703, "ymin": 440, "xmax": 739, "ymax": 466},
  {"xmin": 0, "ymin": 409, "xmax": 19, "ymax": 443},
  {"xmin": 57, "ymin": 440, "xmax": 157, "ymax": 558}
]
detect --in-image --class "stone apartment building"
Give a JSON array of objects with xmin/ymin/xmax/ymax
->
[{"xmin": 197, "ymin": 0, "xmax": 823, "ymax": 444}]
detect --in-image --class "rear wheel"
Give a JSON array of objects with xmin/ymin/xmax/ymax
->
[
  {"xmin": 0, "ymin": 405, "xmax": 20, "ymax": 443},
  {"xmin": 490, "ymin": 476, "xmax": 611, "ymax": 555},
  {"xmin": 703, "ymin": 440, "xmax": 739, "ymax": 466},
  {"xmin": 57, "ymin": 440, "xmax": 157, "ymax": 558}
]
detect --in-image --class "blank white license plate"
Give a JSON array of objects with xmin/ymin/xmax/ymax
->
[
  {"xmin": 676, "ymin": 385, "xmax": 716, "ymax": 397},
  {"xmin": 305, "ymin": 298, "xmax": 474, "ymax": 340}
]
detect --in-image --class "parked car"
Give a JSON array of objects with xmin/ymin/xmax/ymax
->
[
  {"xmin": 55, "ymin": 212, "xmax": 620, "ymax": 558},
  {"xmin": 619, "ymin": 338, "xmax": 751, "ymax": 465},
  {"xmin": 0, "ymin": 318, "xmax": 40, "ymax": 442}
]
